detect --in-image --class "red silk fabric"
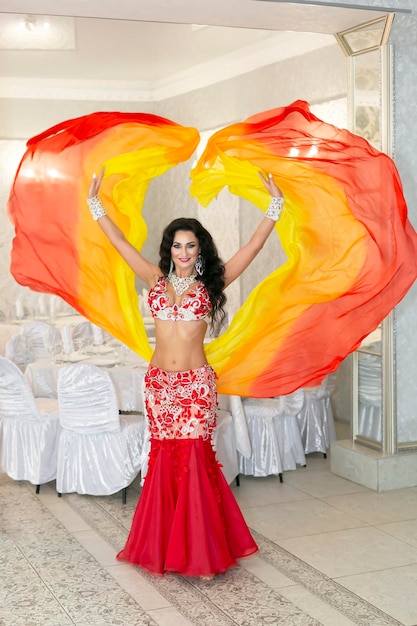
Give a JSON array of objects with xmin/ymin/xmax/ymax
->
[
  {"xmin": 8, "ymin": 112, "xmax": 200, "ymax": 360},
  {"xmin": 191, "ymin": 100, "xmax": 417, "ymax": 395},
  {"xmin": 8, "ymin": 103, "xmax": 417, "ymax": 396}
]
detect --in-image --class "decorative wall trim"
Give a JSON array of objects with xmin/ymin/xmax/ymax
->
[{"xmin": 0, "ymin": 32, "xmax": 334, "ymax": 102}]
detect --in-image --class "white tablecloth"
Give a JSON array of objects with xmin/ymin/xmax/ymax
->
[{"xmin": 25, "ymin": 357, "xmax": 148, "ymax": 413}]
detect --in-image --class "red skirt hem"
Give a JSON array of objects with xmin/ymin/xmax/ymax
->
[{"xmin": 117, "ymin": 437, "xmax": 258, "ymax": 577}]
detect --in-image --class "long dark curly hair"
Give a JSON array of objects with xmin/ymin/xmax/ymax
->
[{"xmin": 159, "ymin": 218, "xmax": 226, "ymax": 331}]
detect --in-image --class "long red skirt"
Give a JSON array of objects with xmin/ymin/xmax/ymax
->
[{"xmin": 117, "ymin": 364, "xmax": 258, "ymax": 577}]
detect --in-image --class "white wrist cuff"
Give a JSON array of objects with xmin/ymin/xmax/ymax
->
[
  {"xmin": 266, "ymin": 196, "xmax": 284, "ymax": 221},
  {"xmin": 87, "ymin": 195, "xmax": 107, "ymax": 220}
]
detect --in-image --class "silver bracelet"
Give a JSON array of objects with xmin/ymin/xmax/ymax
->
[
  {"xmin": 266, "ymin": 196, "xmax": 284, "ymax": 221},
  {"xmin": 87, "ymin": 195, "xmax": 107, "ymax": 221}
]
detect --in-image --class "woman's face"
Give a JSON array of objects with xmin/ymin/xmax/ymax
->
[{"xmin": 171, "ymin": 230, "xmax": 200, "ymax": 275}]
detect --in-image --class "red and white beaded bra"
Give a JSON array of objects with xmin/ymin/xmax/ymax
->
[{"xmin": 148, "ymin": 277, "xmax": 212, "ymax": 322}]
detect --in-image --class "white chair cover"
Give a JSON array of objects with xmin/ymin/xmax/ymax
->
[
  {"xmin": 212, "ymin": 409, "xmax": 239, "ymax": 484},
  {"xmin": 296, "ymin": 373, "xmax": 337, "ymax": 454},
  {"xmin": 0, "ymin": 325, "xmax": 23, "ymax": 357},
  {"xmin": 139, "ymin": 288, "xmax": 151, "ymax": 317},
  {"xmin": 21, "ymin": 321, "xmax": 62, "ymax": 359},
  {"xmin": 91, "ymin": 323, "xmax": 105, "ymax": 346},
  {"xmin": 14, "ymin": 293, "xmax": 25, "ymax": 320},
  {"xmin": 239, "ymin": 389, "xmax": 306, "ymax": 477},
  {"xmin": 358, "ymin": 352, "xmax": 382, "ymax": 440},
  {"xmin": 61, "ymin": 323, "xmax": 75, "ymax": 354},
  {"xmin": 70, "ymin": 321, "xmax": 93, "ymax": 351},
  {"xmin": 0, "ymin": 357, "xmax": 60, "ymax": 485},
  {"xmin": 108, "ymin": 364, "xmax": 147, "ymax": 413},
  {"xmin": 5, "ymin": 334, "xmax": 35, "ymax": 371},
  {"xmin": 56, "ymin": 363, "xmax": 145, "ymax": 496},
  {"xmin": 222, "ymin": 394, "xmax": 252, "ymax": 459}
]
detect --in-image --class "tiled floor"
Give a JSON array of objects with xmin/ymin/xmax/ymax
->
[{"xmin": 2, "ymin": 435, "xmax": 417, "ymax": 625}]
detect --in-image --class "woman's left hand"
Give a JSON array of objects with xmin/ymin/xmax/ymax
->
[
  {"xmin": 88, "ymin": 167, "xmax": 105, "ymax": 198},
  {"xmin": 259, "ymin": 171, "xmax": 283, "ymax": 199}
]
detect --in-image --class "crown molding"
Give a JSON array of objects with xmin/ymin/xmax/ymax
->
[
  {"xmin": 0, "ymin": 32, "xmax": 335, "ymax": 102},
  {"xmin": 0, "ymin": 77, "xmax": 153, "ymax": 101},
  {"xmin": 152, "ymin": 32, "xmax": 335, "ymax": 101}
]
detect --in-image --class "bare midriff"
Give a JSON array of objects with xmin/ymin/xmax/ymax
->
[{"xmin": 150, "ymin": 318, "xmax": 209, "ymax": 372}]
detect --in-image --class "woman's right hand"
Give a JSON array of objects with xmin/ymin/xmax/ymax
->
[
  {"xmin": 88, "ymin": 167, "xmax": 105, "ymax": 198},
  {"xmin": 258, "ymin": 171, "xmax": 283, "ymax": 199}
]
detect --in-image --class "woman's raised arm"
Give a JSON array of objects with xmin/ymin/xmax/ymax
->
[
  {"xmin": 223, "ymin": 173, "xmax": 284, "ymax": 288},
  {"xmin": 87, "ymin": 168, "xmax": 161, "ymax": 286}
]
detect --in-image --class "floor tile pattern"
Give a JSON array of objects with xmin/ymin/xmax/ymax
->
[
  {"xmin": 68, "ymin": 479, "xmax": 401, "ymax": 626},
  {"xmin": 64, "ymin": 489, "xmax": 320, "ymax": 626},
  {"xmin": 252, "ymin": 530, "xmax": 401, "ymax": 626},
  {"xmin": 0, "ymin": 476, "xmax": 154, "ymax": 626},
  {"xmin": 1, "ymin": 452, "xmax": 415, "ymax": 626}
]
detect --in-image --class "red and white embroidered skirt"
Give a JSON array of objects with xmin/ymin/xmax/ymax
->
[{"xmin": 117, "ymin": 364, "xmax": 258, "ymax": 577}]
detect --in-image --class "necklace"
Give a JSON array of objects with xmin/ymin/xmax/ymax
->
[{"xmin": 167, "ymin": 272, "xmax": 197, "ymax": 296}]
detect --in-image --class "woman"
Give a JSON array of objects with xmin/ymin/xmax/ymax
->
[{"xmin": 87, "ymin": 169, "xmax": 284, "ymax": 577}]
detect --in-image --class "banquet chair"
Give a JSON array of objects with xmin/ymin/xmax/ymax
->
[
  {"xmin": 0, "ymin": 325, "xmax": 20, "ymax": 357},
  {"xmin": 238, "ymin": 389, "xmax": 306, "ymax": 482},
  {"xmin": 358, "ymin": 351, "xmax": 382, "ymax": 440},
  {"xmin": 21, "ymin": 321, "xmax": 62, "ymax": 359},
  {"xmin": 212, "ymin": 409, "xmax": 240, "ymax": 485},
  {"xmin": 91, "ymin": 323, "xmax": 106, "ymax": 346},
  {"xmin": 0, "ymin": 357, "xmax": 60, "ymax": 492},
  {"xmin": 56, "ymin": 362, "xmax": 146, "ymax": 503},
  {"xmin": 70, "ymin": 320, "xmax": 93, "ymax": 351},
  {"xmin": 139, "ymin": 288, "xmax": 151, "ymax": 318},
  {"xmin": 296, "ymin": 373, "xmax": 337, "ymax": 457},
  {"xmin": 61, "ymin": 323, "xmax": 75, "ymax": 354},
  {"xmin": 14, "ymin": 293, "xmax": 26, "ymax": 320},
  {"xmin": 5, "ymin": 334, "xmax": 35, "ymax": 371}
]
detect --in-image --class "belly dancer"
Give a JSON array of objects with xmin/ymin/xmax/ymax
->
[{"xmin": 87, "ymin": 169, "xmax": 284, "ymax": 577}]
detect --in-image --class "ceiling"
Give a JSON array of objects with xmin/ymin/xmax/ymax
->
[{"xmin": 0, "ymin": 1, "xmax": 390, "ymax": 100}]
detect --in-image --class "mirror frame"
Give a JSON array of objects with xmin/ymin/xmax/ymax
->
[{"xmin": 337, "ymin": 16, "xmax": 396, "ymax": 454}]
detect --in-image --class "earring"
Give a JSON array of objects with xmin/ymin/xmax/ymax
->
[
  {"xmin": 169, "ymin": 259, "xmax": 174, "ymax": 274},
  {"xmin": 195, "ymin": 253, "xmax": 204, "ymax": 276}
]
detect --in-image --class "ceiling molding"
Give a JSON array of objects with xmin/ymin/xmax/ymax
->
[
  {"xmin": 0, "ymin": 31, "xmax": 335, "ymax": 101},
  {"xmin": 153, "ymin": 31, "xmax": 335, "ymax": 100},
  {"xmin": 0, "ymin": 77, "xmax": 153, "ymax": 102}
]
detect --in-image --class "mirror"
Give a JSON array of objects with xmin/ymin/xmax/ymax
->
[{"xmin": 337, "ymin": 16, "xmax": 396, "ymax": 453}]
